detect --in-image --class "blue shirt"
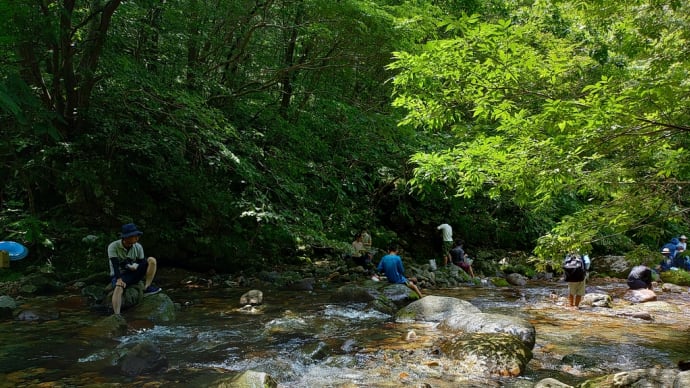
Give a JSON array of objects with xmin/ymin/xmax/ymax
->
[{"xmin": 377, "ymin": 253, "xmax": 407, "ymax": 284}]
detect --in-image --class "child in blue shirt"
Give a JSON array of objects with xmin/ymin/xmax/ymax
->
[{"xmin": 377, "ymin": 243, "xmax": 423, "ymax": 297}]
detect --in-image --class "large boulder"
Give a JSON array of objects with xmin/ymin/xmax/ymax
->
[
  {"xmin": 127, "ymin": 292, "xmax": 177, "ymax": 323},
  {"xmin": 395, "ymin": 295, "xmax": 480, "ymax": 322},
  {"xmin": 591, "ymin": 255, "xmax": 630, "ymax": 278},
  {"xmin": 440, "ymin": 312, "xmax": 536, "ymax": 350},
  {"xmin": 438, "ymin": 332, "xmax": 533, "ymax": 377}
]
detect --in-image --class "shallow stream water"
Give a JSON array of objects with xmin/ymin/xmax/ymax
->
[{"xmin": 2, "ymin": 269, "xmax": 690, "ymax": 387}]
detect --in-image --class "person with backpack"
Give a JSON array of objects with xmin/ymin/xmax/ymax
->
[{"xmin": 562, "ymin": 252, "xmax": 589, "ymax": 309}]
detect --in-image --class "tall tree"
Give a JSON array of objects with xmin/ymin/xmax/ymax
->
[{"xmin": 388, "ymin": 1, "xmax": 690, "ymax": 264}]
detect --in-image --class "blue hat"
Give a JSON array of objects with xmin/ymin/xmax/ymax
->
[{"xmin": 120, "ymin": 223, "xmax": 143, "ymax": 238}]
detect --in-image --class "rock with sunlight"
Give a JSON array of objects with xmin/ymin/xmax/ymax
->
[
  {"xmin": 624, "ymin": 289, "xmax": 657, "ymax": 303},
  {"xmin": 578, "ymin": 367, "xmax": 686, "ymax": 387},
  {"xmin": 239, "ymin": 289, "xmax": 263, "ymax": 305},
  {"xmin": 581, "ymin": 293, "xmax": 612, "ymax": 308},
  {"xmin": 395, "ymin": 295, "xmax": 480, "ymax": 322},
  {"xmin": 440, "ymin": 312, "xmax": 536, "ymax": 350},
  {"xmin": 438, "ymin": 332, "xmax": 532, "ymax": 377}
]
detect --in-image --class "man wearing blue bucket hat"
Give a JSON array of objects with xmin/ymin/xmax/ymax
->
[{"xmin": 108, "ymin": 223, "xmax": 161, "ymax": 315}]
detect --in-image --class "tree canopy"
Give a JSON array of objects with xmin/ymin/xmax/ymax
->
[
  {"xmin": 1, "ymin": 0, "xmax": 688, "ymax": 274},
  {"xmin": 389, "ymin": 1, "xmax": 690, "ymax": 267}
]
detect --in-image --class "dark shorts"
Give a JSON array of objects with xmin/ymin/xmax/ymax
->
[
  {"xmin": 627, "ymin": 279, "xmax": 650, "ymax": 290},
  {"xmin": 112, "ymin": 259, "xmax": 149, "ymax": 287},
  {"xmin": 442, "ymin": 241, "xmax": 453, "ymax": 254}
]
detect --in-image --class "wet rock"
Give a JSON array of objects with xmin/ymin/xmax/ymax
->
[
  {"xmin": 395, "ymin": 295, "xmax": 480, "ymax": 322},
  {"xmin": 187, "ymin": 370, "xmax": 278, "ymax": 388},
  {"xmin": 582, "ymin": 368, "xmax": 679, "ymax": 387},
  {"xmin": 625, "ymin": 288, "xmax": 657, "ymax": 303},
  {"xmin": 127, "ymin": 292, "xmax": 177, "ymax": 323},
  {"xmin": 239, "ymin": 289, "xmax": 263, "ymax": 305},
  {"xmin": 381, "ymin": 283, "xmax": 421, "ymax": 305},
  {"xmin": 561, "ymin": 353, "xmax": 598, "ymax": 369},
  {"xmin": 534, "ymin": 377, "xmax": 573, "ymax": 387},
  {"xmin": 16, "ymin": 309, "xmax": 59, "ymax": 322},
  {"xmin": 661, "ymin": 283, "xmax": 686, "ymax": 293},
  {"xmin": 506, "ymin": 273, "xmax": 527, "ymax": 287},
  {"xmin": 302, "ymin": 341, "xmax": 330, "ymax": 360},
  {"xmin": 330, "ymin": 284, "xmax": 376, "ymax": 303},
  {"xmin": 581, "ymin": 293, "xmax": 612, "ymax": 308},
  {"xmin": 439, "ymin": 332, "xmax": 532, "ymax": 377},
  {"xmin": 616, "ymin": 311, "xmax": 653, "ymax": 321},
  {"xmin": 0, "ymin": 295, "xmax": 17, "ymax": 319},
  {"xmin": 440, "ymin": 312, "xmax": 536, "ymax": 350},
  {"xmin": 676, "ymin": 370, "xmax": 690, "ymax": 387},
  {"xmin": 82, "ymin": 313, "xmax": 127, "ymax": 338},
  {"xmin": 118, "ymin": 340, "xmax": 168, "ymax": 377}
]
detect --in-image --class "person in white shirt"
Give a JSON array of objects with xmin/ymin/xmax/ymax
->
[{"xmin": 437, "ymin": 223, "xmax": 453, "ymax": 266}]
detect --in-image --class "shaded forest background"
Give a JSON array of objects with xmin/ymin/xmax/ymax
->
[{"xmin": 1, "ymin": 0, "xmax": 688, "ymax": 276}]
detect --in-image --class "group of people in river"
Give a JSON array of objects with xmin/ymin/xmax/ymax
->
[
  {"xmin": 345, "ymin": 223, "xmax": 479, "ymax": 300},
  {"xmin": 561, "ymin": 234, "xmax": 689, "ymax": 310},
  {"xmin": 625, "ymin": 234, "xmax": 689, "ymax": 291}
]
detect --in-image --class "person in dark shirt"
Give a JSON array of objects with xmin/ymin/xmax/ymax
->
[
  {"xmin": 449, "ymin": 240, "xmax": 475, "ymax": 278},
  {"xmin": 627, "ymin": 264, "xmax": 653, "ymax": 290}
]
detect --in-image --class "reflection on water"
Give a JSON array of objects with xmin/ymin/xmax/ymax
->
[{"xmin": 1, "ymin": 278, "xmax": 690, "ymax": 386}]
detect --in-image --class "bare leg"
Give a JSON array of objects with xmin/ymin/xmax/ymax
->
[
  {"xmin": 574, "ymin": 295, "xmax": 582, "ymax": 307},
  {"xmin": 407, "ymin": 282, "xmax": 423, "ymax": 298},
  {"xmin": 112, "ymin": 285, "xmax": 124, "ymax": 315},
  {"xmin": 144, "ymin": 257, "xmax": 157, "ymax": 288},
  {"xmin": 568, "ymin": 294, "xmax": 574, "ymax": 307},
  {"xmin": 468, "ymin": 265, "xmax": 475, "ymax": 278}
]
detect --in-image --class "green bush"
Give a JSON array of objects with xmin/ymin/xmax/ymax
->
[{"xmin": 660, "ymin": 270, "xmax": 690, "ymax": 286}]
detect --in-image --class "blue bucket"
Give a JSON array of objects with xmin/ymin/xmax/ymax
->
[{"xmin": 0, "ymin": 241, "xmax": 29, "ymax": 261}]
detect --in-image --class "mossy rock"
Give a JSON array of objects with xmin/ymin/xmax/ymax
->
[
  {"xmin": 660, "ymin": 270, "xmax": 690, "ymax": 286},
  {"xmin": 491, "ymin": 277, "xmax": 510, "ymax": 287}
]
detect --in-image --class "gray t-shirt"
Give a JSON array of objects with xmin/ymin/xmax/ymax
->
[{"xmin": 107, "ymin": 239, "xmax": 145, "ymax": 277}]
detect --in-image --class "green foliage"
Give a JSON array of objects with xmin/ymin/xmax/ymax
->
[
  {"xmin": 621, "ymin": 245, "xmax": 659, "ymax": 267},
  {"xmin": 389, "ymin": 1, "xmax": 690, "ymax": 268},
  {"xmin": 660, "ymin": 270, "xmax": 690, "ymax": 287}
]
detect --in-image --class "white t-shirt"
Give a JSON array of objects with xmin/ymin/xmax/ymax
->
[{"xmin": 437, "ymin": 224, "xmax": 453, "ymax": 242}]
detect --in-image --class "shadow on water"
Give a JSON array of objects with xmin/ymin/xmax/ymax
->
[{"xmin": 1, "ymin": 275, "xmax": 690, "ymax": 386}]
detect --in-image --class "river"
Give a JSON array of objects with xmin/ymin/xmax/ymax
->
[{"xmin": 1, "ymin": 268, "xmax": 690, "ymax": 387}]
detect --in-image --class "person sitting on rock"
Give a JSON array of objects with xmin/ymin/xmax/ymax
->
[
  {"xmin": 376, "ymin": 243, "xmax": 423, "ymax": 298},
  {"xmin": 108, "ymin": 223, "xmax": 162, "ymax": 315},
  {"xmin": 449, "ymin": 239, "xmax": 475, "ymax": 278},
  {"xmin": 351, "ymin": 233, "xmax": 374, "ymax": 274}
]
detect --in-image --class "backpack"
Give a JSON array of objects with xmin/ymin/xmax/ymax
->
[{"xmin": 563, "ymin": 253, "xmax": 586, "ymax": 282}]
